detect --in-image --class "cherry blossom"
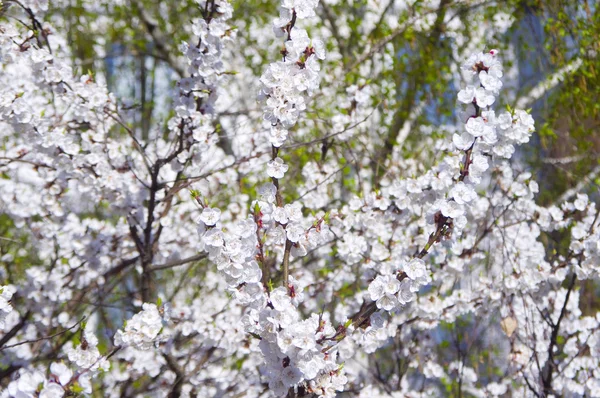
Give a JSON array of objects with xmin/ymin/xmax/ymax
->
[
  {"xmin": 0, "ymin": 1, "xmax": 598, "ymax": 397},
  {"xmin": 0, "ymin": 285, "xmax": 15, "ymax": 330},
  {"xmin": 267, "ymin": 157, "xmax": 289, "ymax": 179},
  {"xmin": 114, "ymin": 303, "xmax": 165, "ymax": 350}
]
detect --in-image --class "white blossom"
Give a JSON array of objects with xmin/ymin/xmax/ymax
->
[
  {"xmin": 114, "ymin": 303, "xmax": 164, "ymax": 350},
  {"xmin": 267, "ymin": 157, "xmax": 289, "ymax": 179}
]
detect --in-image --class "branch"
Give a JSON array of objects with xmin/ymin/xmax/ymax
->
[
  {"xmin": 515, "ymin": 58, "xmax": 583, "ymax": 110},
  {"xmin": 0, "ymin": 310, "xmax": 30, "ymax": 349},
  {"xmin": 282, "ymin": 239, "xmax": 292, "ymax": 290},
  {"xmin": 102, "ymin": 256, "xmax": 140, "ymax": 279},
  {"xmin": 541, "ymin": 273, "xmax": 577, "ymax": 395},
  {"xmin": 150, "ymin": 253, "xmax": 208, "ymax": 272},
  {"xmin": 0, "ymin": 316, "xmax": 85, "ymax": 351}
]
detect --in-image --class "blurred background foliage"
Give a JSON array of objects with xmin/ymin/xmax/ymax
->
[{"xmin": 45, "ymin": 0, "xmax": 600, "ymax": 197}]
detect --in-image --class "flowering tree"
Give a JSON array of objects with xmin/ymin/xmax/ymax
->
[{"xmin": 1, "ymin": 0, "xmax": 599, "ymax": 397}]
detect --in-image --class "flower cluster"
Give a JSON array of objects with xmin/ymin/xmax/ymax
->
[
  {"xmin": 249, "ymin": 294, "xmax": 346, "ymax": 396},
  {"xmin": 198, "ymin": 213, "xmax": 262, "ymax": 290},
  {"xmin": 458, "ymin": 50, "xmax": 503, "ymax": 107},
  {"xmin": 198, "ymin": 193, "xmax": 340, "ymax": 395},
  {"xmin": 0, "ymin": 285, "xmax": 15, "ymax": 330},
  {"xmin": 368, "ymin": 258, "xmax": 429, "ymax": 311},
  {"xmin": 3, "ymin": 363, "xmax": 93, "ymax": 398},
  {"xmin": 66, "ymin": 328, "xmax": 109, "ymax": 371},
  {"xmin": 259, "ymin": 0, "xmax": 325, "ymax": 150},
  {"xmin": 114, "ymin": 303, "xmax": 165, "ymax": 350},
  {"xmin": 455, "ymin": 50, "xmax": 534, "ymax": 159},
  {"xmin": 176, "ymin": 0, "xmax": 232, "ymax": 119},
  {"xmin": 369, "ymin": 50, "xmax": 534, "ymax": 314}
]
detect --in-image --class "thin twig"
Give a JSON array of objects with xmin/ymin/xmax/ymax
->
[
  {"xmin": 0, "ymin": 316, "xmax": 86, "ymax": 351},
  {"xmin": 150, "ymin": 253, "xmax": 208, "ymax": 272}
]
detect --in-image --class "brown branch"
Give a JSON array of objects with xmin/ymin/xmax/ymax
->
[
  {"xmin": 150, "ymin": 253, "xmax": 208, "ymax": 272},
  {"xmin": 0, "ymin": 315, "xmax": 84, "ymax": 351},
  {"xmin": 282, "ymin": 239, "xmax": 292, "ymax": 290},
  {"xmin": 102, "ymin": 256, "xmax": 140, "ymax": 279},
  {"xmin": 0, "ymin": 310, "xmax": 30, "ymax": 349},
  {"xmin": 541, "ymin": 273, "xmax": 577, "ymax": 395}
]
